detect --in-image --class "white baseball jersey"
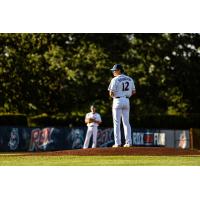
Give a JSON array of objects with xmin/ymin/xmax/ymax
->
[
  {"xmin": 85, "ymin": 112, "xmax": 101, "ymax": 127},
  {"xmin": 108, "ymin": 73, "xmax": 136, "ymax": 146},
  {"xmin": 83, "ymin": 112, "xmax": 101, "ymax": 149},
  {"xmin": 108, "ymin": 74, "xmax": 135, "ymax": 98}
]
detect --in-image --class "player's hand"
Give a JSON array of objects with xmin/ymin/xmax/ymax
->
[{"xmin": 88, "ymin": 118, "xmax": 95, "ymax": 123}]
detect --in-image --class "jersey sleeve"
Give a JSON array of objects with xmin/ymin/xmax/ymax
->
[
  {"xmin": 85, "ymin": 113, "xmax": 90, "ymax": 120},
  {"xmin": 97, "ymin": 114, "xmax": 102, "ymax": 122},
  {"xmin": 108, "ymin": 78, "xmax": 117, "ymax": 92}
]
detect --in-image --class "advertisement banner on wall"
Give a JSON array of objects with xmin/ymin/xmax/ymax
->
[
  {"xmin": 63, "ymin": 127, "xmax": 115, "ymax": 149},
  {"xmin": 0, "ymin": 127, "xmax": 66, "ymax": 152},
  {"xmin": 160, "ymin": 129, "xmax": 190, "ymax": 149},
  {"xmin": 65, "ymin": 128, "xmax": 86, "ymax": 149},
  {"xmin": 8, "ymin": 128, "xmax": 19, "ymax": 151},
  {"xmin": 175, "ymin": 130, "xmax": 190, "ymax": 149},
  {"xmin": 132, "ymin": 130, "xmax": 165, "ymax": 146},
  {"xmin": 0, "ymin": 127, "xmax": 22, "ymax": 151},
  {"xmin": 0, "ymin": 127, "xmax": 190, "ymax": 152},
  {"xmin": 28, "ymin": 127, "xmax": 66, "ymax": 151},
  {"xmin": 97, "ymin": 128, "xmax": 114, "ymax": 147}
]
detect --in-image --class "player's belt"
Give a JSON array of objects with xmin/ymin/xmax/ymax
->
[{"xmin": 115, "ymin": 96, "xmax": 129, "ymax": 98}]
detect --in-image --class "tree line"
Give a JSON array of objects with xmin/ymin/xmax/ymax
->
[{"xmin": 0, "ymin": 33, "xmax": 200, "ymax": 119}]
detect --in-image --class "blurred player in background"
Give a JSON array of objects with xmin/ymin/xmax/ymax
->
[
  {"xmin": 108, "ymin": 64, "xmax": 136, "ymax": 147},
  {"xmin": 83, "ymin": 105, "xmax": 102, "ymax": 149}
]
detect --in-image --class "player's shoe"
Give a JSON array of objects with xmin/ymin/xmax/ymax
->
[
  {"xmin": 123, "ymin": 144, "xmax": 132, "ymax": 147},
  {"xmin": 112, "ymin": 144, "xmax": 121, "ymax": 148}
]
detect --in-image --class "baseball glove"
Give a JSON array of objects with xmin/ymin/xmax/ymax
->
[{"xmin": 88, "ymin": 118, "xmax": 95, "ymax": 123}]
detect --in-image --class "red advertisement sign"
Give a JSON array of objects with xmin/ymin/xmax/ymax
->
[{"xmin": 29, "ymin": 128, "xmax": 53, "ymax": 151}]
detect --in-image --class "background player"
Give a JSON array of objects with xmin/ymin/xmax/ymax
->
[
  {"xmin": 83, "ymin": 105, "xmax": 102, "ymax": 149},
  {"xmin": 108, "ymin": 64, "xmax": 136, "ymax": 147}
]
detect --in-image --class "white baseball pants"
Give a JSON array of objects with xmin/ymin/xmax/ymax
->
[
  {"xmin": 83, "ymin": 126, "xmax": 98, "ymax": 148},
  {"xmin": 112, "ymin": 97, "xmax": 132, "ymax": 146}
]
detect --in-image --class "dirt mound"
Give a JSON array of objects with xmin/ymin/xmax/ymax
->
[{"xmin": 21, "ymin": 147, "xmax": 200, "ymax": 156}]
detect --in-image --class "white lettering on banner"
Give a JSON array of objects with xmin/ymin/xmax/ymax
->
[
  {"xmin": 133, "ymin": 131, "xmax": 166, "ymax": 146},
  {"xmin": 132, "ymin": 133, "xmax": 137, "ymax": 144},
  {"xmin": 133, "ymin": 132, "xmax": 144, "ymax": 145},
  {"xmin": 159, "ymin": 133, "xmax": 165, "ymax": 146},
  {"xmin": 140, "ymin": 133, "xmax": 144, "ymax": 145}
]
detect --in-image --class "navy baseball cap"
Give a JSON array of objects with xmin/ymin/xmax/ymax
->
[{"xmin": 110, "ymin": 64, "xmax": 123, "ymax": 71}]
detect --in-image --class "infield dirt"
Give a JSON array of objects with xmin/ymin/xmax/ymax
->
[{"xmin": 8, "ymin": 147, "xmax": 200, "ymax": 156}]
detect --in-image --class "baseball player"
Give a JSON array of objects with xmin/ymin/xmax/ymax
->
[
  {"xmin": 83, "ymin": 105, "xmax": 102, "ymax": 149},
  {"xmin": 108, "ymin": 64, "xmax": 136, "ymax": 147}
]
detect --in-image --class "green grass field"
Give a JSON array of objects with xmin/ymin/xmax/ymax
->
[{"xmin": 1, "ymin": 155, "xmax": 200, "ymax": 166}]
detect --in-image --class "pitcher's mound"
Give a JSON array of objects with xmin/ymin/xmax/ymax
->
[{"xmin": 27, "ymin": 147, "xmax": 200, "ymax": 156}]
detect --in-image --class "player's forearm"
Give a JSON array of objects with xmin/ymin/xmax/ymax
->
[{"xmin": 85, "ymin": 119, "xmax": 90, "ymax": 123}]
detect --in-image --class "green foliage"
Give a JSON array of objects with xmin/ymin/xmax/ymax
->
[
  {"xmin": 0, "ymin": 33, "xmax": 200, "ymax": 123},
  {"xmin": 124, "ymin": 33, "xmax": 200, "ymax": 116}
]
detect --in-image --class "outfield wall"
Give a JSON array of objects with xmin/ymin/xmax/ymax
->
[{"xmin": 0, "ymin": 127, "xmax": 190, "ymax": 152}]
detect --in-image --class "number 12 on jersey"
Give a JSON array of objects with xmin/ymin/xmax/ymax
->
[{"xmin": 122, "ymin": 81, "xmax": 129, "ymax": 91}]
